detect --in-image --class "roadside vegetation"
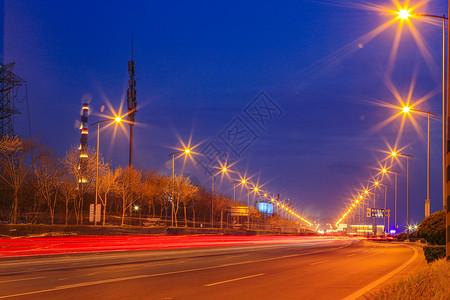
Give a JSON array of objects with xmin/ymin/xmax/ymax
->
[
  {"xmin": 0, "ymin": 135, "xmax": 306, "ymax": 231},
  {"xmin": 368, "ymin": 258, "xmax": 449, "ymax": 299},
  {"xmin": 417, "ymin": 210, "xmax": 446, "ymax": 263}
]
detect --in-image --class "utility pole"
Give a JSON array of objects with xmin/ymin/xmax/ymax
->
[
  {"xmin": 127, "ymin": 34, "xmax": 137, "ymax": 167},
  {"xmin": 446, "ymin": 0, "xmax": 450, "ymax": 261}
]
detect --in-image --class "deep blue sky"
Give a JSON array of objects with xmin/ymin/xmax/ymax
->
[{"xmin": 2, "ymin": 1, "xmax": 447, "ymax": 227}]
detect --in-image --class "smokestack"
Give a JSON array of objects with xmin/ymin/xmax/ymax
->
[{"xmin": 78, "ymin": 103, "xmax": 89, "ymax": 183}]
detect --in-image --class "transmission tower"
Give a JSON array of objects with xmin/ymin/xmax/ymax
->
[
  {"xmin": 0, "ymin": 63, "xmax": 25, "ymax": 138},
  {"xmin": 127, "ymin": 35, "xmax": 137, "ymax": 167}
]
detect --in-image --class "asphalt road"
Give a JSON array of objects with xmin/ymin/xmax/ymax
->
[{"xmin": 0, "ymin": 238, "xmax": 421, "ymax": 300}]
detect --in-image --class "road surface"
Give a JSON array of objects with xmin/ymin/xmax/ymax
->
[{"xmin": 0, "ymin": 236, "xmax": 422, "ymax": 299}]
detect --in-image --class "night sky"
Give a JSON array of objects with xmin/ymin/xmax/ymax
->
[{"xmin": 2, "ymin": 1, "xmax": 448, "ymax": 227}]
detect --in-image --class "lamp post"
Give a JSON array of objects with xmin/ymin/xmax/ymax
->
[
  {"xmin": 210, "ymin": 166, "xmax": 228, "ymax": 227},
  {"xmin": 246, "ymin": 185, "xmax": 260, "ymax": 228},
  {"xmin": 168, "ymin": 148, "xmax": 191, "ymax": 227},
  {"xmin": 232, "ymin": 179, "xmax": 247, "ymax": 204},
  {"xmin": 401, "ymin": 107, "xmax": 438, "ymax": 217},
  {"xmin": 395, "ymin": 7, "xmax": 449, "ymax": 259},
  {"xmin": 92, "ymin": 116, "xmax": 122, "ymax": 226},
  {"xmin": 381, "ymin": 168, "xmax": 400, "ymax": 232},
  {"xmin": 358, "ymin": 195, "xmax": 363, "ymax": 224},
  {"xmin": 413, "ymin": 13, "xmax": 448, "ymax": 213},
  {"xmin": 391, "ymin": 151, "xmax": 413, "ymax": 239},
  {"xmin": 363, "ymin": 189, "xmax": 375, "ymax": 234},
  {"xmin": 375, "ymin": 181, "xmax": 389, "ymax": 234},
  {"xmin": 134, "ymin": 205, "xmax": 141, "ymax": 226},
  {"xmin": 91, "ymin": 117, "xmax": 122, "ymax": 225}
]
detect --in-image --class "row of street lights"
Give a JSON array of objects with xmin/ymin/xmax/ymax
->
[
  {"xmin": 335, "ymin": 5, "xmax": 447, "ymax": 239},
  {"xmin": 168, "ymin": 146, "xmax": 312, "ymax": 227},
  {"xmin": 89, "ymin": 112, "xmax": 311, "ymax": 229},
  {"xmin": 396, "ymin": 4, "xmax": 449, "ymax": 259},
  {"xmin": 335, "ymin": 149, "xmax": 412, "ymax": 236}
]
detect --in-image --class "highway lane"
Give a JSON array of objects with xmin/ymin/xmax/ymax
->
[{"xmin": 0, "ymin": 239, "xmax": 421, "ymax": 299}]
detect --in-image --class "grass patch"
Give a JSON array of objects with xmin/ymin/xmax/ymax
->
[{"xmin": 368, "ymin": 258, "xmax": 449, "ymax": 299}]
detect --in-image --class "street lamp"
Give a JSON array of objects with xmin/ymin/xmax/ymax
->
[
  {"xmin": 133, "ymin": 205, "xmax": 141, "ymax": 226},
  {"xmin": 401, "ymin": 107, "xmax": 438, "ymax": 217},
  {"xmin": 245, "ymin": 185, "xmax": 261, "ymax": 227},
  {"xmin": 92, "ymin": 116, "xmax": 122, "ymax": 226},
  {"xmin": 397, "ymin": 9, "xmax": 411, "ymax": 20},
  {"xmin": 362, "ymin": 189, "xmax": 375, "ymax": 228},
  {"xmin": 168, "ymin": 148, "xmax": 191, "ymax": 227},
  {"xmin": 393, "ymin": 6, "xmax": 449, "ymax": 258},
  {"xmin": 210, "ymin": 166, "xmax": 228, "ymax": 227},
  {"xmin": 375, "ymin": 181, "xmax": 389, "ymax": 234},
  {"xmin": 381, "ymin": 167, "xmax": 400, "ymax": 232},
  {"xmin": 231, "ymin": 178, "xmax": 247, "ymax": 204},
  {"xmin": 391, "ymin": 151, "xmax": 414, "ymax": 239}
]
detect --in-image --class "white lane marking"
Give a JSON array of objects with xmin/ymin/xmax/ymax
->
[
  {"xmin": 0, "ymin": 244, "xmax": 351, "ymax": 299},
  {"xmin": 0, "ymin": 276, "xmax": 45, "ymax": 284},
  {"xmin": 205, "ymin": 273, "xmax": 264, "ymax": 287},
  {"xmin": 309, "ymin": 260, "xmax": 329, "ymax": 266},
  {"xmin": 342, "ymin": 245, "xmax": 419, "ymax": 300},
  {"xmin": 347, "ymin": 254, "xmax": 356, "ymax": 257}
]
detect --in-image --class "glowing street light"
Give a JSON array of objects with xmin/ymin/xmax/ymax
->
[
  {"xmin": 168, "ymin": 147, "xmax": 192, "ymax": 227},
  {"xmin": 374, "ymin": 180, "xmax": 389, "ymax": 234},
  {"xmin": 231, "ymin": 178, "xmax": 248, "ymax": 204},
  {"xmin": 397, "ymin": 9, "xmax": 411, "ymax": 20},
  {"xmin": 210, "ymin": 165, "xmax": 228, "ymax": 227},
  {"xmin": 393, "ymin": 6, "xmax": 449, "ymax": 258},
  {"xmin": 400, "ymin": 107, "xmax": 438, "ymax": 217},
  {"xmin": 393, "ymin": 7, "xmax": 447, "ymax": 212},
  {"xmin": 92, "ymin": 116, "xmax": 122, "ymax": 226},
  {"xmin": 380, "ymin": 167, "xmax": 400, "ymax": 231},
  {"xmin": 390, "ymin": 151, "xmax": 413, "ymax": 239}
]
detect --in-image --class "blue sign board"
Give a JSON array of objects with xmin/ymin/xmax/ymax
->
[{"xmin": 258, "ymin": 202, "xmax": 273, "ymax": 215}]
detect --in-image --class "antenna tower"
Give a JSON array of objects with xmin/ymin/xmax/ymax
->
[{"xmin": 127, "ymin": 34, "xmax": 137, "ymax": 167}]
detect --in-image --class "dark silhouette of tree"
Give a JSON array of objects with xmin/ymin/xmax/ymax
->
[
  {"xmin": 0, "ymin": 136, "xmax": 45, "ymax": 223},
  {"xmin": 34, "ymin": 151, "xmax": 63, "ymax": 224}
]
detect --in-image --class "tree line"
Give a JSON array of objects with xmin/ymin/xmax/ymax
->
[{"xmin": 0, "ymin": 135, "xmax": 304, "ymax": 230}]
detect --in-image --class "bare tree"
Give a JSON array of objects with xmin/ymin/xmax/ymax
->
[
  {"xmin": 191, "ymin": 186, "xmax": 211, "ymax": 228},
  {"xmin": 59, "ymin": 173, "xmax": 77, "ymax": 225},
  {"xmin": 214, "ymin": 193, "xmax": 230, "ymax": 229},
  {"xmin": 62, "ymin": 146, "xmax": 97, "ymax": 224},
  {"xmin": 172, "ymin": 175, "xmax": 197, "ymax": 227},
  {"xmin": 141, "ymin": 170, "xmax": 163, "ymax": 217},
  {"xmin": 97, "ymin": 164, "xmax": 118, "ymax": 225},
  {"xmin": 0, "ymin": 136, "xmax": 44, "ymax": 223},
  {"xmin": 34, "ymin": 152, "xmax": 63, "ymax": 224},
  {"xmin": 144, "ymin": 172, "xmax": 171, "ymax": 219},
  {"xmin": 115, "ymin": 166, "xmax": 143, "ymax": 226}
]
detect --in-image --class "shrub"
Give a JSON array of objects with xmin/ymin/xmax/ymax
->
[
  {"xmin": 395, "ymin": 232, "xmax": 407, "ymax": 241},
  {"xmin": 417, "ymin": 210, "xmax": 445, "ymax": 245},
  {"xmin": 423, "ymin": 245, "xmax": 446, "ymax": 263}
]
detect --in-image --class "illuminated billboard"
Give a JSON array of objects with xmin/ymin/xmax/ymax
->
[{"xmin": 257, "ymin": 202, "xmax": 273, "ymax": 215}]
